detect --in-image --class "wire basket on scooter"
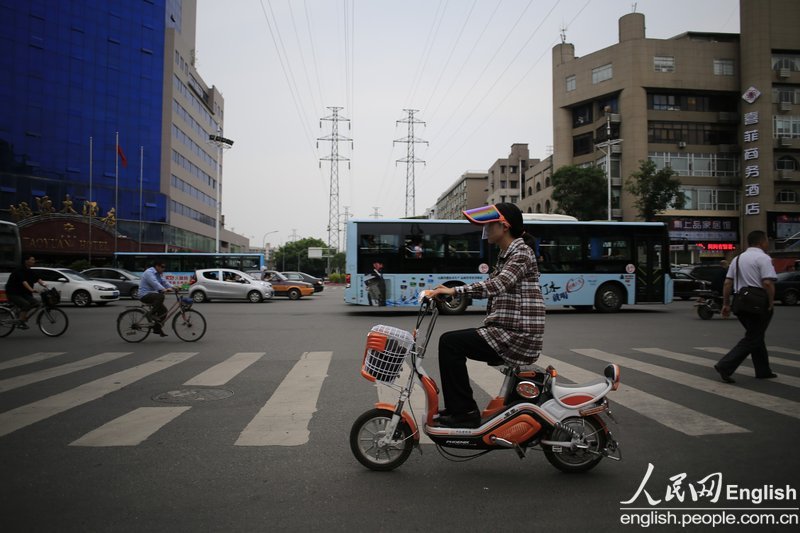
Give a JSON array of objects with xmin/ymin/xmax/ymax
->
[{"xmin": 361, "ymin": 325, "xmax": 415, "ymax": 383}]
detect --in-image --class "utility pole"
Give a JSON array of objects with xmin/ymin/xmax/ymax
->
[
  {"xmin": 371, "ymin": 207, "xmax": 382, "ymax": 219},
  {"xmin": 394, "ymin": 109, "xmax": 428, "ymax": 218},
  {"xmin": 318, "ymin": 107, "xmax": 352, "ymax": 252},
  {"xmin": 341, "ymin": 206, "xmax": 352, "ymax": 254},
  {"xmin": 594, "ymin": 106, "xmax": 623, "ymax": 221}
]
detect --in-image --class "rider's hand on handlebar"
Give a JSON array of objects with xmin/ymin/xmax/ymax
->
[{"xmin": 425, "ymin": 285, "xmax": 456, "ymax": 300}]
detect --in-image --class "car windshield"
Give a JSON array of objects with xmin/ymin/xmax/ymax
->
[
  {"xmin": 60, "ymin": 269, "xmax": 92, "ymax": 281},
  {"xmin": 119, "ymin": 269, "xmax": 140, "ymax": 280}
]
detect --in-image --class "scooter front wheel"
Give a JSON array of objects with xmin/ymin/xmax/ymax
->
[
  {"xmin": 350, "ymin": 408, "xmax": 414, "ymax": 471},
  {"xmin": 697, "ymin": 305, "xmax": 715, "ymax": 320}
]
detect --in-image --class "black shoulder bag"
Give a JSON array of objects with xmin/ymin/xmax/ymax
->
[{"xmin": 731, "ymin": 255, "xmax": 768, "ymax": 315}]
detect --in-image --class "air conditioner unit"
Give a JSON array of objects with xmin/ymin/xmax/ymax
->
[
  {"xmin": 609, "ymin": 113, "xmax": 621, "ymax": 123},
  {"xmin": 777, "ymin": 169, "xmax": 793, "ymax": 180},
  {"xmin": 678, "ymin": 141, "xmax": 687, "ymax": 148},
  {"xmin": 611, "ymin": 144, "xmax": 622, "ymax": 154},
  {"xmin": 780, "ymin": 101, "xmax": 793, "ymax": 112},
  {"xmin": 779, "ymin": 67, "xmax": 791, "ymax": 78},
  {"xmin": 780, "ymin": 137, "xmax": 794, "ymax": 147}
]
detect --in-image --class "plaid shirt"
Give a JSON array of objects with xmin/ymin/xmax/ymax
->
[{"xmin": 454, "ymin": 238, "xmax": 545, "ymax": 365}]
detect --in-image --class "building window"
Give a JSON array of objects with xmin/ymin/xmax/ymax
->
[
  {"xmin": 649, "ymin": 152, "xmax": 739, "ymax": 177},
  {"xmin": 654, "ymin": 56, "xmax": 675, "ymax": 72},
  {"xmin": 500, "ymin": 165, "xmax": 506, "ymax": 173},
  {"xmin": 510, "ymin": 180, "xmax": 518, "ymax": 188},
  {"xmin": 771, "ymin": 54, "xmax": 800, "ymax": 72},
  {"xmin": 545, "ymin": 177, "xmax": 551, "ymax": 188},
  {"xmin": 510, "ymin": 196, "xmax": 518, "ymax": 203},
  {"xmin": 566, "ymin": 75, "xmax": 576, "ymax": 92},
  {"xmin": 647, "ymin": 92, "xmax": 737, "ymax": 112},
  {"xmin": 773, "ymin": 115, "xmax": 800, "ymax": 138},
  {"xmin": 713, "ymin": 59, "xmax": 734, "ymax": 76},
  {"xmin": 597, "ymin": 95, "xmax": 619, "ymax": 114},
  {"xmin": 572, "ymin": 103, "xmax": 593, "ymax": 127},
  {"xmin": 545, "ymin": 200, "xmax": 552, "ymax": 214},
  {"xmin": 535, "ymin": 183, "xmax": 541, "ymax": 192},
  {"xmin": 777, "ymin": 190, "xmax": 797, "ymax": 203},
  {"xmin": 679, "ymin": 187, "xmax": 740, "ymax": 211},
  {"xmin": 776, "ymin": 156, "xmax": 798, "ymax": 170},
  {"xmin": 773, "ymin": 86, "xmax": 800, "ymax": 104},
  {"xmin": 592, "ymin": 64, "xmax": 613, "ymax": 84},
  {"xmin": 500, "ymin": 180, "xmax": 507, "ymax": 188},
  {"xmin": 572, "ymin": 132, "xmax": 594, "ymax": 156},
  {"xmin": 648, "ymin": 121, "xmax": 738, "ymax": 145}
]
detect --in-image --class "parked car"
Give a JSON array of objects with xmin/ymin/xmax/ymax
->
[
  {"xmin": 282, "ymin": 271, "xmax": 324, "ymax": 292},
  {"xmin": 671, "ymin": 272, "xmax": 711, "ymax": 300},
  {"xmin": 775, "ymin": 271, "xmax": 800, "ymax": 306},
  {"xmin": 247, "ymin": 270, "xmax": 314, "ymax": 300},
  {"xmin": 82, "ymin": 267, "xmax": 142, "ymax": 299},
  {"xmin": 32, "ymin": 267, "xmax": 119, "ymax": 307},
  {"xmin": 679, "ymin": 264, "xmax": 728, "ymax": 293},
  {"xmin": 188, "ymin": 269, "xmax": 274, "ymax": 303}
]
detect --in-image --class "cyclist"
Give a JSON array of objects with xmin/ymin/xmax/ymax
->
[
  {"xmin": 138, "ymin": 260, "xmax": 176, "ymax": 337},
  {"xmin": 5, "ymin": 255, "xmax": 48, "ymax": 329}
]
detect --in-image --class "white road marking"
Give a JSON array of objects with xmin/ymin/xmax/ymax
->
[
  {"xmin": 572, "ymin": 349, "xmax": 800, "ymax": 420},
  {"xmin": 635, "ymin": 348, "xmax": 800, "ymax": 388},
  {"xmin": 235, "ymin": 351, "xmax": 332, "ymax": 446},
  {"xmin": 695, "ymin": 347, "xmax": 800, "ymax": 369},
  {"xmin": 0, "ymin": 352, "xmax": 132, "ymax": 393},
  {"xmin": 70, "ymin": 406, "xmax": 191, "ymax": 447},
  {"xmin": 0, "ymin": 352, "xmax": 66, "ymax": 372},
  {"xmin": 0, "ymin": 352, "xmax": 196, "ymax": 437},
  {"xmin": 183, "ymin": 352, "xmax": 264, "ymax": 386},
  {"xmin": 468, "ymin": 358, "xmax": 747, "ymax": 436}
]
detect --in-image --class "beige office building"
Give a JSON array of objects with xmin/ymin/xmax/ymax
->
[
  {"xmin": 486, "ymin": 144, "xmax": 529, "ymax": 206},
  {"xmin": 435, "ymin": 171, "xmax": 488, "ymax": 219},
  {"xmin": 519, "ymin": 155, "xmax": 553, "ymax": 215},
  {"xmin": 162, "ymin": 1, "xmax": 248, "ymax": 252},
  {"xmin": 551, "ymin": 1, "xmax": 799, "ymax": 261}
]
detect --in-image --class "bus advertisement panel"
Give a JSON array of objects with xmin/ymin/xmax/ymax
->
[
  {"xmin": 114, "ymin": 252, "xmax": 264, "ymax": 286},
  {"xmin": 344, "ymin": 216, "xmax": 671, "ymax": 314}
]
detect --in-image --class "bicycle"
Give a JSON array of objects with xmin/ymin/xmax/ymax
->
[
  {"xmin": 0, "ymin": 288, "xmax": 69, "ymax": 338},
  {"xmin": 116, "ymin": 290, "xmax": 206, "ymax": 342}
]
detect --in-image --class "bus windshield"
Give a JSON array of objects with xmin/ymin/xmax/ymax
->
[{"xmin": 0, "ymin": 221, "xmax": 22, "ymax": 271}]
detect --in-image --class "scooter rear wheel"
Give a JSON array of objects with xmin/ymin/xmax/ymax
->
[
  {"xmin": 543, "ymin": 416, "xmax": 606, "ymax": 473},
  {"xmin": 697, "ymin": 305, "xmax": 715, "ymax": 320},
  {"xmin": 350, "ymin": 408, "xmax": 414, "ymax": 471}
]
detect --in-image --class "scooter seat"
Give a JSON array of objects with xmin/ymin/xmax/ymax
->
[{"xmin": 551, "ymin": 377, "xmax": 609, "ymax": 407}]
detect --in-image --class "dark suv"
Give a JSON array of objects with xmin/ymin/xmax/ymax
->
[{"xmin": 679, "ymin": 264, "xmax": 728, "ymax": 294}]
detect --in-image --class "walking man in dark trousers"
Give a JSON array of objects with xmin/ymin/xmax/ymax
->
[{"xmin": 714, "ymin": 230, "xmax": 778, "ymax": 384}]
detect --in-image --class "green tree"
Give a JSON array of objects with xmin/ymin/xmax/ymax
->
[
  {"xmin": 551, "ymin": 165, "xmax": 608, "ymax": 220},
  {"xmin": 626, "ymin": 160, "xmax": 685, "ymax": 221},
  {"xmin": 271, "ymin": 237, "xmax": 339, "ymax": 277}
]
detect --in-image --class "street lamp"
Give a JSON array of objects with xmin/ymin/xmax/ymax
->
[
  {"xmin": 594, "ymin": 106, "xmax": 623, "ymax": 221},
  {"xmin": 209, "ymin": 130, "xmax": 234, "ymax": 253},
  {"xmin": 262, "ymin": 230, "xmax": 278, "ymax": 269}
]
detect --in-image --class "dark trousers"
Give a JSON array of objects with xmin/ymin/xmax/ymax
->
[
  {"xmin": 141, "ymin": 292, "xmax": 167, "ymax": 327},
  {"xmin": 438, "ymin": 328, "xmax": 504, "ymax": 414},
  {"xmin": 717, "ymin": 309, "xmax": 774, "ymax": 377}
]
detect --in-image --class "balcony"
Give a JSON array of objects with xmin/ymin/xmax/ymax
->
[
  {"xmin": 778, "ymin": 137, "xmax": 797, "ymax": 149},
  {"xmin": 779, "ymin": 101, "xmax": 793, "ymax": 112},
  {"xmin": 718, "ymin": 111, "xmax": 738, "ymax": 123},
  {"xmin": 777, "ymin": 169, "xmax": 798, "ymax": 181}
]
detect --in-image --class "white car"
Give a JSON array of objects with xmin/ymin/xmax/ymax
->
[
  {"xmin": 188, "ymin": 268, "xmax": 274, "ymax": 303},
  {"xmin": 32, "ymin": 267, "xmax": 120, "ymax": 307}
]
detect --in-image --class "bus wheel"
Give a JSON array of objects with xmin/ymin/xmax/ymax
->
[
  {"xmin": 594, "ymin": 283, "xmax": 624, "ymax": 313},
  {"xmin": 438, "ymin": 290, "xmax": 468, "ymax": 315}
]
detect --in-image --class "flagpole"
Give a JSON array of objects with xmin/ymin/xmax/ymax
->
[
  {"xmin": 139, "ymin": 145, "xmax": 143, "ymax": 253},
  {"xmin": 88, "ymin": 136, "xmax": 93, "ymax": 265},
  {"xmin": 115, "ymin": 131, "xmax": 119, "ymax": 258}
]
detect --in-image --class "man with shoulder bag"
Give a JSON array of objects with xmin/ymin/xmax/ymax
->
[{"xmin": 713, "ymin": 231, "xmax": 777, "ymax": 384}]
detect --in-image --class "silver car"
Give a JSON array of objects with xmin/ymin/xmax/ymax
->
[{"xmin": 188, "ymin": 268, "xmax": 273, "ymax": 303}]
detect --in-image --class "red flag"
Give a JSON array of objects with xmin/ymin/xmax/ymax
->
[{"xmin": 117, "ymin": 144, "xmax": 128, "ymax": 168}]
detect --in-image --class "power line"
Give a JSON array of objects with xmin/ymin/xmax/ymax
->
[
  {"xmin": 394, "ymin": 109, "xmax": 428, "ymax": 217},
  {"xmin": 303, "ymin": 0, "xmax": 326, "ymax": 109},
  {"xmin": 402, "ymin": 0, "xmax": 447, "ymax": 107},
  {"xmin": 288, "ymin": 0, "xmax": 321, "ymax": 113}
]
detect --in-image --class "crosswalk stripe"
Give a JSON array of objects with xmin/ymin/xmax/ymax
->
[
  {"xmin": 468, "ymin": 358, "xmax": 747, "ymax": 436},
  {"xmin": 695, "ymin": 347, "xmax": 800, "ymax": 369},
  {"xmin": 769, "ymin": 346, "xmax": 800, "ymax": 356},
  {"xmin": 0, "ymin": 352, "xmax": 66, "ymax": 372},
  {"xmin": 235, "ymin": 351, "xmax": 332, "ymax": 446},
  {"xmin": 0, "ymin": 352, "xmax": 196, "ymax": 438},
  {"xmin": 69, "ymin": 407, "xmax": 191, "ymax": 447},
  {"xmin": 0, "ymin": 352, "xmax": 132, "ymax": 393},
  {"xmin": 635, "ymin": 348, "xmax": 800, "ymax": 389},
  {"xmin": 572, "ymin": 349, "xmax": 800, "ymax": 420},
  {"xmin": 183, "ymin": 352, "xmax": 264, "ymax": 386},
  {"xmin": 376, "ymin": 364, "xmax": 432, "ymax": 444}
]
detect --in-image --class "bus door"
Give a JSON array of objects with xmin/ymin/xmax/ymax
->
[{"xmin": 633, "ymin": 235, "xmax": 665, "ymax": 303}]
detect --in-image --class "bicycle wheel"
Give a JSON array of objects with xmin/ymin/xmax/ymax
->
[
  {"xmin": 172, "ymin": 309, "xmax": 206, "ymax": 342},
  {"xmin": 117, "ymin": 309, "xmax": 151, "ymax": 342},
  {"xmin": 0, "ymin": 307, "xmax": 16, "ymax": 337},
  {"xmin": 37, "ymin": 308, "xmax": 69, "ymax": 337}
]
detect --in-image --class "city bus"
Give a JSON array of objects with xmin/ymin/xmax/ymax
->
[
  {"xmin": 344, "ymin": 215, "xmax": 672, "ymax": 314},
  {"xmin": 114, "ymin": 252, "xmax": 265, "ymax": 286},
  {"xmin": 0, "ymin": 220, "xmax": 22, "ymax": 271}
]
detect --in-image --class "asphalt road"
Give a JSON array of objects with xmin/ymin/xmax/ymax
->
[{"xmin": 1, "ymin": 288, "xmax": 798, "ymax": 532}]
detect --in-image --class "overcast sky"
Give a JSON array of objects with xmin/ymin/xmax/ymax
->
[{"xmin": 194, "ymin": 0, "xmax": 740, "ymax": 248}]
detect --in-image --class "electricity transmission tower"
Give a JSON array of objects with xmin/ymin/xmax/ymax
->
[
  {"xmin": 394, "ymin": 109, "xmax": 427, "ymax": 217},
  {"xmin": 318, "ymin": 107, "xmax": 352, "ymax": 251}
]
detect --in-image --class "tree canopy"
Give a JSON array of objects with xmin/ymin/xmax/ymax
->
[
  {"xmin": 626, "ymin": 159, "xmax": 685, "ymax": 221},
  {"xmin": 551, "ymin": 165, "xmax": 608, "ymax": 220}
]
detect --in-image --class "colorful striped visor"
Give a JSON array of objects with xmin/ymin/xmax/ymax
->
[{"xmin": 462, "ymin": 204, "xmax": 509, "ymax": 226}]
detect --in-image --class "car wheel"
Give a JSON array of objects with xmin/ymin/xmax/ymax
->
[
  {"xmin": 247, "ymin": 290, "xmax": 263, "ymax": 303},
  {"xmin": 192, "ymin": 291, "xmax": 207, "ymax": 303},
  {"xmin": 129, "ymin": 286, "xmax": 139, "ymax": 299},
  {"xmin": 783, "ymin": 290, "xmax": 798, "ymax": 306},
  {"xmin": 287, "ymin": 288, "xmax": 301, "ymax": 300},
  {"xmin": 72, "ymin": 290, "xmax": 91, "ymax": 307}
]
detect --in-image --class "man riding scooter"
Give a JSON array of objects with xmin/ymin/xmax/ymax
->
[{"xmin": 426, "ymin": 203, "xmax": 546, "ymax": 428}]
